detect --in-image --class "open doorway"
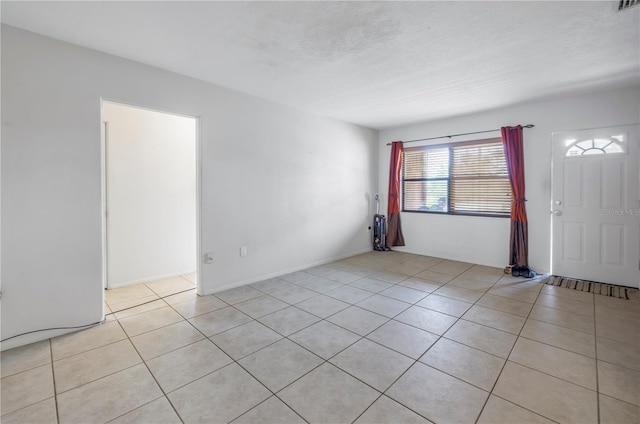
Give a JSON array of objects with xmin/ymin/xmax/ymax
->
[{"xmin": 101, "ymin": 100, "xmax": 200, "ymax": 311}]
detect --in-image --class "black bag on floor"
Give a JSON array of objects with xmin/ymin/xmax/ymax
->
[{"xmin": 373, "ymin": 214, "xmax": 387, "ymax": 251}]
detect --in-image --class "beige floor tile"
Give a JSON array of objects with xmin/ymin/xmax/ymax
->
[
  {"xmin": 232, "ymin": 396, "xmax": 305, "ymax": 424},
  {"xmin": 146, "ymin": 339, "xmax": 232, "ymax": 393},
  {"xmin": 57, "ymin": 364, "xmax": 162, "ymax": 424},
  {"xmin": 53, "ymin": 339, "xmax": 142, "ymax": 393},
  {"xmin": 292, "ymin": 276, "xmax": 344, "ymax": 293},
  {"xmin": 234, "ymin": 295, "xmax": 289, "ymax": 319},
  {"xmin": 595, "ymin": 304, "xmax": 640, "ymax": 324},
  {"xmin": 387, "ymin": 362, "xmax": 489, "ymax": 424},
  {"xmin": 493, "ymin": 274, "xmax": 531, "ymax": 286},
  {"xmin": 295, "ymin": 294, "xmax": 350, "ymax": 318},
  {"xmin": 354, "ymin": 395, "xmax": 432, "ymax": 424},
  {"xmin": 215, "ymin": 285, "xmax": 264, "ymax": 305},
  {"xmin": 429, "ymin": 259, "xmax": 474, "ymax": 276},
  {"xmin": 250, "ymin": 278, "xmax": 298, "ymax": 294},
  {"xmin": 278, "ymin": 363, "xmax": 379, "ymax": 424},
  {"xmin": 304, "ymin": 265, "xmax": 339, "ymax": 278},
  {"xmin": 327, "ymin": 306, "xmax": 389, "ymax": 336},
  {"xmin": 462, "ymin": 305, "xmax": 526, "ymax": 334},
  {"xmin": 379, "ymin": 285, "xmax": 428, "ymax": 304},
  {"xmin": 477, "ymin": 395, "xmax": 555, "ymax": 424},
  {"xmin": 289, "ymin": 320, "xmax": 360, "ymax": 359},
  {"xmin": 356, "ymin": 294, "xmax": 411, "ymax": 318},
  {"xmin": 416, "ymin": 294, "xmax": 472, "ymax": 317},
  {"xmin": 364, "ymin": 270, "xmax": 407, "ymax": 284},
  {"xmin": 536, "ymin": 293, "xmax": 595, "ymax": 316},
  {"xmin": 597, "ymin": 337, "xmax": 640, "ymax": 371},
  {"xmin": 595, "ymin": 295, "xmax": 640, "ymax": 313},
  {"xmin": 162, "ymin": 289, "xmax": 197, "ymax": 305},
  {"xmin": 0, "ymin": 365, "xmax": 54, "ymax": 416},
  {"xmin": 145, "ymin": 276, "xmax": 195, "ymax": 296},
  {"xmin": 327, "ymin": 270, "xmax": 363, "ymax": 284},
  {"xmin": 413, "ymin": 269, "xmax": 454, "ymax": 284},
  {"xmin": 394, "ymin": 306, "xmax": 457, "ymax": 336},
  {"xmin": 1, "ymin": 339, "xmax": 51, "ymax": 378},
  {"xmin": 169, "ymin": 295, "xmax": 227, "ymax": 319},
  {"xmin": 118, "ymin": 306, "xmax": 184, "ymax": 337},
  {"xmin": 210, "ymin": 321, "xmax": 282, "ymax": 360},
  {"xmin": 349, "ymin": 277, "xmax": 394, "ymax": 293},
  {"xmin": 168, "ymin": 363, "xmax": 270, "ymax": 423},
  {"xmin": 433, "ymin": 284, "xmax": 485, "ymax": 303},
  {"xmin": 325, "ymin": 285, "xmax": 374, "ymax": 304},
  {"xmin": 366, "ymin": 320, "xmax": 438, "ymax": 359},
  {"xmin": 398, "ymin": 277, "xmax": 442, "ymax": 293},
  {"xmin": 107, "ymin": 295, "xmax": 161, "ymax": 313},
  {"xmin": 599, "ymin": 394, "xmax": 640, "ymax": 424},
  {"xmin": 493, "ymin": 361, "xmax": 597, "ymax": 424},
  {"xmin": 105, "ymin": 284, "xmax": 157, "ymax": 305},
  {"xmin": 188, "ymin": 306, "xmax": 252, "ymax": 336},
  {"xmin": 114, "ymin": 299, "xmax": 169, "ymax": 320},
  {"xmin": 447, "ymin": 276, "xmax": 496, "ymax": 291},
  {"xmin": 520, "ymin": 319, "xmax": 595, "ymax": 357},
  {"xmin": 269, "ymin": 286, "xmax": 320, "ymax": 304},
  {"xmin": 130, "ymin": 320, "xmax": 204, "ymax": 361},
  {"xmin": 458, "ymin": 265, "xmax": 504, "ymax": 284},
  {"xmin": 598, "ymin": 360, "xmax": 640, "ymax": 406},
  {"xmin": 509, "ymin": 337, "xmax": 597, "ymax": 389},
  {"xmin": 51, "ymin": 321, "xmax": 127, "ymax": 361},
  {"xmin": 331, "ymin": 339, "xmax": 414, "ymax": 391},
  {"xmin": 420, "ymin": 338, "xmax": 505, "ymax": 391},
  {"xmin": 239, "ymin": 338, "xmax": 323, "ymax": 392},
  {"xmin": 476, "ymin": 293, "xmax": 534, "ymax": 317},
  {"xmin": 386, "ymin": 262, "xmax": 427, "ymax": 277},
  {"xmin": 181, "ymin": 272, "xmax": 196, "ymax": 284},
  {"xmin": 529, "ymin": 304, "xmax": 595, "ymax": 334},
  {"xmin": 108, "ymin": 397, "xmax": 181, "ymax": 424},
  {"xmin": 404, "ymin": 255, "xmax": 443, "ymax": 269},
  {"xmin": 487, "ymin": 285, "xmax": 540, "ymax": 303},
  {"xmin": 596, "ymin": 311, "xmax": 640, "ymax": 347},
  {"xmin": 0, "ymin": 397, "xmax": 57, "ymax": 424},
  {"xmin": 258, "ymin": 306, "xmax": 320, "ymax": 336},
  {"xmin": 444, "ymin": 319, "xmax": 517, "ymax": 358},
  {"xmin": 281, "ymin": 270, "xmax": 316, "ymax": 284}
]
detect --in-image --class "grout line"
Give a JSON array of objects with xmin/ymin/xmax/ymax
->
[
  {"xmin": 49, "ymin": 339, "xmax": 61, "ymax": 424},
  {"xmin": 593, "ymin": 292, "xmax": 601, "ymax": 424},
  {"xmin": 114, "ymin": 315, "xmax": 186, "ymax": 424}
]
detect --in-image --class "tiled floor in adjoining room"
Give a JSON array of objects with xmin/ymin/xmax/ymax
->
[{"xmin": 1, "ymin": 251, "xmax": 639, "ymax": 423}]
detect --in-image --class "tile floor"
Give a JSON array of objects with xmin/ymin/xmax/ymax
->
[{"xmin": 1, "ymin": 252, "xmax": 639, "ymax": 423}]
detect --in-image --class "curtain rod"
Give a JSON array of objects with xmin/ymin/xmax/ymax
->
[{"xmin": 386, "ymin": 124, "xmax": 535, "ymax": 146}]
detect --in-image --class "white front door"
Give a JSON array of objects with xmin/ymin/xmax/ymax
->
[{"xmin": 551, "ymin": 125, "xmax": 639, "ymax": 288}]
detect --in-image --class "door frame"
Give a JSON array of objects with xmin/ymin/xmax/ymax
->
[
  {"xmin": 100, "ymin": 98, "xmax": 204, "ymax": 302},
  {"xmin": 550, "ymin": 124, "xmax": 639, "ymax": 287}
]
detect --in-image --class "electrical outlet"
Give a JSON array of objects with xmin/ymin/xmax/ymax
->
[
  {"xmin": 203, "ymin": 253, "xmax": 214, "ymax": 264},
  {"xmin": 240, "ymin": 246, "xmax": 247, "ymax": 257}
]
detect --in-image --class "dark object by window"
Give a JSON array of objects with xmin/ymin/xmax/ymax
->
[{"xmin": 402, "ymin": 138, "xmax": 512, "ymax": 217}]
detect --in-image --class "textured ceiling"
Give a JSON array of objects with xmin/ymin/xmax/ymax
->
[{"xmin": 2, "ymin": 1, "xmax": 639, "ymax": 129}]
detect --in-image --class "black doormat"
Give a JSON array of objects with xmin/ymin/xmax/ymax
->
[{"xmin": 543, "ymin": 275, "xmax": 639, "ymax": 300}]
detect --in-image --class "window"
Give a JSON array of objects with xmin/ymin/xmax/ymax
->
[
  {"xmin": 565, "ymin": 135, "xmax": 626, "ymax": 156},
  {"xmin": 402, "ymin": 138, "xmax": 512, "ymax": 217}
]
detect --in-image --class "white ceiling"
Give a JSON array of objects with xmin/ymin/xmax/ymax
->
[{"xmin": 2, "ymin": 1, "xmax": 639, "ymax": 129}]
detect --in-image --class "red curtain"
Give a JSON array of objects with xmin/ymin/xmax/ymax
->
[
  {"xmin": 386, "ymin": 141, "xmax": 405, "ymax": 247},
  {"xmin": 501, "ymin": 125, "xmax": 533, "ymax": 276}
]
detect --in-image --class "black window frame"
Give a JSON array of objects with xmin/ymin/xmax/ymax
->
[{"xmin": 402, "ymin": 137, "xmax": 512, "ymax": 218}]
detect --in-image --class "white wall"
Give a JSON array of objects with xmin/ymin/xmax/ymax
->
[
  {"xmin": 1, "ymin": 25, "xmax": 378, "ymax": 349},
  {"xmin": 103, "ymin": 102, "xmax": 196, "ymax": 288},
  {"xmin": 379, "ymin": 85, "xmax": 640, "ymax": 273}
]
